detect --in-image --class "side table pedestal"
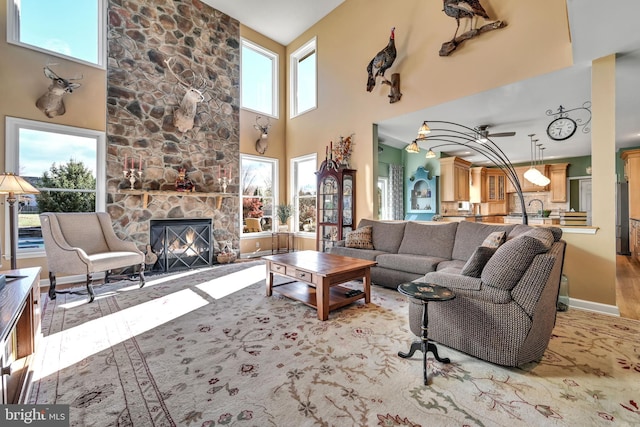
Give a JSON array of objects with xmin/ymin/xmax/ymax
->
[{"xmin": 397, "ymin": 282, "xmax": 455, "ymax": 386}]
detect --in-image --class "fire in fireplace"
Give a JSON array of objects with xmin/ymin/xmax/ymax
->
[{"xmin": 149, "ymin": 219, "xmax": 212, "ymax": 272}]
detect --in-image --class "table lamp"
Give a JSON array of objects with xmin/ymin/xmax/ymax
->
[{"xmin": 0, "ymin": 173, "xmax": 40, "ymax": 271}]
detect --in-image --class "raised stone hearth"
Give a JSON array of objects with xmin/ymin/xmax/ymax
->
[{"xmin": 105, "ymin": 0, "xmax": 240, "ymax": 256}]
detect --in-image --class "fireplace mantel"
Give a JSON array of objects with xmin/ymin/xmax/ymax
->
[{"xmin": 117, "ymin": 189, "xmax": 237, "ymax": 209}]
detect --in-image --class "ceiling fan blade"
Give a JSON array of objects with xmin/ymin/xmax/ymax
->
[{"xmin": 488, "ymin": 131, "xmax": 516, "ymax": 137}]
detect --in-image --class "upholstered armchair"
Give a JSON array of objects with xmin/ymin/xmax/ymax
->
[{"xmin": 40, "ymin": 212, "xmax": 145, "ymax": 303}]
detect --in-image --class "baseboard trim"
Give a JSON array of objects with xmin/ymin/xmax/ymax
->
[{"xmin": 568, "ymin": 298, "xmax": 621, "ymax": 317}]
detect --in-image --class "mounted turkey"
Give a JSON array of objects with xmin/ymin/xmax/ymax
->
[
  {"xmin": 366, "ymin": 27, "xmax": 397, "ymax": 92},
  {"xmin": 443, "ymin": 0, "xmax": 490, "ymax": 40}
]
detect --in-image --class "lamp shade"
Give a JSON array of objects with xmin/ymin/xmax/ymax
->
[
  {"xmin": 405, "ymin": 140, "xmax": 420, "ymax": 153},
  {"xmin": 523, "ymin": 167, "xmax": 543, "ymax": 184},
  {"xmin": 0, "ymin": 173, "xmax": 40, "ymax": 195},
  {"xmin": 523, "ymin": 167, "xmax": 550, "ymax": 186},
  {"xmin": 417, "ymin": 121, "xmax": 431, "ymax": 138},
  {"xmin": 425, "ymin": 149, "xmax": 436, "ymax": 159}
]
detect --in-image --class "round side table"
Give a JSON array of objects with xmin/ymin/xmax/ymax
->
[{"xmin": 397, "ymin": 282, "xmax": 455, "ymax": 386}]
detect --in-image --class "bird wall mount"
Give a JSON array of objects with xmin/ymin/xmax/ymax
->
[
  {"xmin": 366, "ymin": 27, "xmax": 402, "ymax": 103},
  {"xmin": 440, "ymin": 0, "xmax": 506, "ymax": 56}
]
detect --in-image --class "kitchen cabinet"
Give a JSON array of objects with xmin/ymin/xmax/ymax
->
[
  {"xmin": 485, "ymin": 169, "xmax": 507, "ymax": 214},
  {"xmin": 549, "ymin": 163, "xmax": 569, "ymax": 202},
  {"xmin": 440, "ymin": 157, "xmax": 471, "ymax": 202},
  {"xmin": 471, "ymin": 167, "xmax": 507, "ymax": 214},
  {"xmin": 315, "ymin": 159, "xmax": 356, "ymax": 252},
  {"xmin": 469, "ymin": 167, "xmax": 487, "ymax": 203},
  {"xmin": 621, "ymin": 149, "xmax": 640, "ymax": 220}
]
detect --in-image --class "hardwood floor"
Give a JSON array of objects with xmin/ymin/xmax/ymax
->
[{"xmin": 616, "ymin": 254, "xmax": 640, "ymax": 320}]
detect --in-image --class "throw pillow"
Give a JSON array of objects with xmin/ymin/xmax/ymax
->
[
  {"xmin": 345, "ymin": 226, "xmax": 374, "ymax": 249},
  {"xmin": 482, "ymin": 231, "xmax": 506, "ymax": 248},
  {"xmin": 461, "ymin": 246, "xmax": 497, "ymax": 278},
  {"xmin": 481, "ymin": 235, "xmax": 549, "ymax": 290}
]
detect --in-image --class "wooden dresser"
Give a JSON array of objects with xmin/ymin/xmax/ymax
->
[{"xmin": 0, "ymin": 267, "xmax": 41, "ymax": 403}]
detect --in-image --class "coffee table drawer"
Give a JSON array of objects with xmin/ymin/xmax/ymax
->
[
  {"xmin": 270, "ymin": 262, "xmax": 287, "ymax": 274},
  {"xmin": 294, "ymin": 269, "xmax": 314, "ymax": 283}
]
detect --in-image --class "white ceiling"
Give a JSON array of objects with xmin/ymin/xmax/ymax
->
[
  {"xmin": 202, "ymin": 0, "xmax": 640, "ymax": 165},
  {"xmin": 201, "ymin": 0, "xmax": 345, "ymax": 46}
]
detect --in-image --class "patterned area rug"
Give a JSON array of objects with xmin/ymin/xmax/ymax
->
[{"xmin": 29, "ymin": 261, "xmax": 640, "ymax": 426}]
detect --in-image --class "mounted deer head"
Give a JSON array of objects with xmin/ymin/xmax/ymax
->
[
  {"xmin": 35, "ymin": 64, "xmax": 82, "ymax": 118},
  {"xmin": 164, "ymin": 58, "xmax": 209, "ymax": 133},
  {"xmin": 254, "ymin": 116, "xmax": 271, "ymax": 155}
]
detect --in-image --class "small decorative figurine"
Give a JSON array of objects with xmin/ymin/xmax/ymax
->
[{"xmin": 175, "ymin": 168, "xmax": 194, "ymax": 192}]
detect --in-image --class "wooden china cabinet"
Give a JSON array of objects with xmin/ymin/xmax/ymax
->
[{"xmin": 316, "ymin": 159, "xmax": 356, "ymax": 252}]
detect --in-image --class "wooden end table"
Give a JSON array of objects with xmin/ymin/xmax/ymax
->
[
  {"xmin": 263, "ymin": 251, "xmax": 376, "ymax": 320},
  {"xmin": 397, "ymin": 282, "xmax": 455, "ymax": 386}
]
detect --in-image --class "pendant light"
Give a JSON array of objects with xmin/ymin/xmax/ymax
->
[
  {"xmin": 405, "ymin": 139, "xmax": 420, "ymax": 153},
  {"xmin": 524, "ymin": 134, "xmax": 543, "ymax": 185}
]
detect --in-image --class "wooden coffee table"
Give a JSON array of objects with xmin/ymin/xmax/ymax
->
[{"xmin": 263, "ymin": 250, "xmax": 377, "ymax": 320}]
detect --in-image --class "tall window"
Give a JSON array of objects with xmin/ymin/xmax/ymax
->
[
  {"xmin": 241, "ymin": 155, "xmax": 278, "ymax": 235},
  {"xmin": 290, "ymin": 37, "xmax": 317, "ymax": 118},
  {"xmin": 7, "ymin": 0, "xmax": 106, "ymax": 67},
  {"xmin": 5, "ymin": 117, "xmax": 105, "ymax": 257},
  {"xmin": 291, "ymin": 154, "xmax": 317, "ymax": 234},
  {"xmin": 241, "ymin": 39, "xmax": 278, "ymax": 117}
]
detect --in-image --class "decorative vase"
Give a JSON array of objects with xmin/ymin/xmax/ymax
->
[{"xmin": 278, "ymin": 224, "xmax": 289, "ymax": 232}]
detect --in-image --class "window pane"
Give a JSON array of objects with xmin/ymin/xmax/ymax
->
[
  {"xmin": 241, "ymin": 157, "xmax": 276, "ymax": 234},
  {"xmin": 293, "ymin": 155, "xmax": 317, "ymax": 232},
  {"xmin": 296, "ymin": 51, "xmax": 316, "ymax": 113},
  {"xmin": 17, "ymin": 128, "xmax": 98, "ymax": 251},
  {"xmin": 17, "ymin": 0, "xmax": 99, "ymax": 65},
  {"xmin": 242, "ymin": 43, "xmax": 275, "ymax": 116}
]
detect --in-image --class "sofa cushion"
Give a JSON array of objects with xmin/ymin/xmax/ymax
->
[
  {"xmin": 508, "ymin": 224, "xmax": 562, "ymax": 242},
  {"xmin": 329, "ymin": 246, "xmax": 387, "ymax": 262},
  {"xmin": 435, "ymin": 259, "xmax": 466, "ymax": 272},
  {"xmin": 481, "ymin": 234, "xmax": 550, "ymax": 290},
  {"xmin": 451, "ymin": 221, "xmax": 515, "ymax": 261},
  {"xmin": 481, "ymin": 231, "xmax": 506, "ymax": 248},
  {"xmin": 375, "ymin": 253, "xmax": 446, "ymax": 275},
  {"xmin": 461, "ymin": 246, "xmax": 497, "ymax": 278},
  {"xmin": 397, "ymin": 221, "xmax": 458, "ymax": 258},
  {"xmin": 358, "ymin": 219, "xmax": 406, "ymax": 253},
  {"xmin": 345, "ymin": 226, "xmax": 374, "ymax": 249}
]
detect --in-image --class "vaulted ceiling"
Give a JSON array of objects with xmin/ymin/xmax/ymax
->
[{"xmin": 204, "ymin": 0, "xmax": 640, "ymax": 164}]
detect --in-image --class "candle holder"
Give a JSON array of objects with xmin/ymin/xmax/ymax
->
[
  {"xmin": 218, "ymin": 176, "xmax": 228, "ymax": 193},
  {"xmin": 123, "ymin": 168, "xmax": 142, "ymax": 190}
]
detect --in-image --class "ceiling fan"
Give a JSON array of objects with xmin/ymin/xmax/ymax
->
[{"xmin": 473, "ymin": 124, "xmax": 516, "ymax": 142}]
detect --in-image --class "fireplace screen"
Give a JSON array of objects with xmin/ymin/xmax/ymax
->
[{"xmin": 150, "ymin": 219, "xmax": 212, "ymax": 272}]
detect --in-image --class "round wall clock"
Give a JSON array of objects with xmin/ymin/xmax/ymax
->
[{"xmin": 546, "ymin": 117, "xmax": 577, "ymax": 141}]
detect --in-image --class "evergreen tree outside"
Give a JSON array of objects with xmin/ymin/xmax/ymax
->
[{"xmin": 36, "ymin": 159, "xmax": 96, "ymax": 213}]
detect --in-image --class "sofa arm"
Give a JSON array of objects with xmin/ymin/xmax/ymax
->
[{"xmin": 417, "ymin": 271, "xmax": 511, "ymax": 304}]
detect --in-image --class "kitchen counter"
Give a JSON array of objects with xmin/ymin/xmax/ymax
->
[
  {"xmin": 441, "ymin": 214, "xmax": 506, "ymax": 223},
  {"xmin": 504, "ymin": 216, "xmax": 560, "ymax": 225}
]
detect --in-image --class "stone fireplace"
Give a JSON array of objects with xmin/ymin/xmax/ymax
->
[{"xmin": 105, "ymin": 0, "xmax": 240, "ymax": 259}]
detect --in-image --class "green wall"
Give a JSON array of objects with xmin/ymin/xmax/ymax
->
[{"xmin": 377, "ymin": 144, "xmax": 402, "ymax": 177}]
